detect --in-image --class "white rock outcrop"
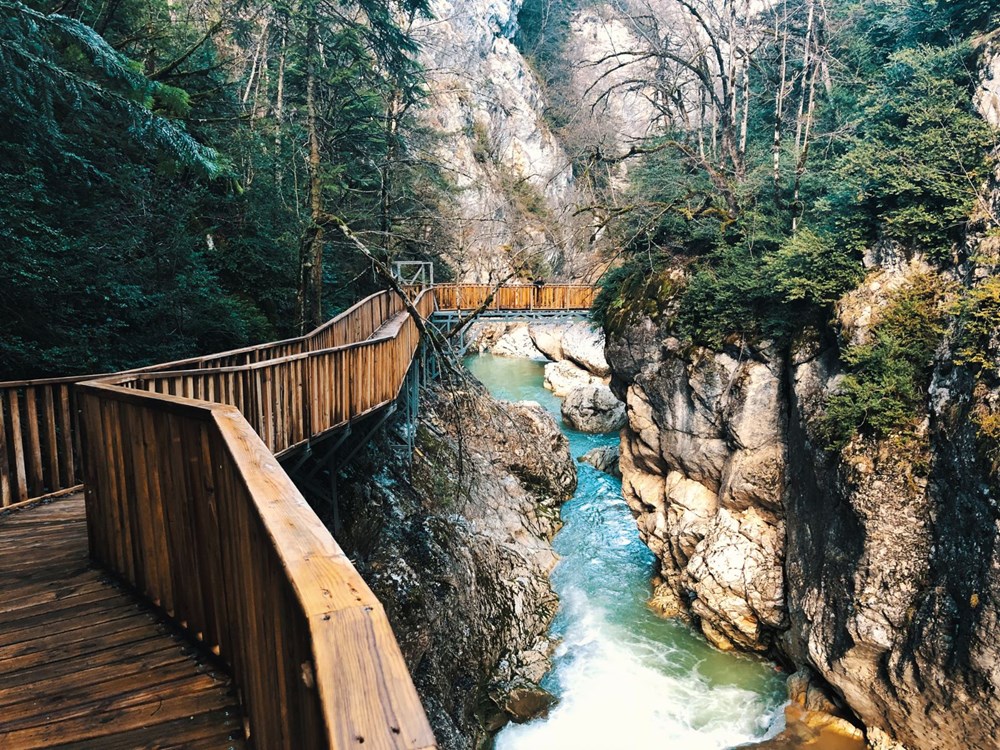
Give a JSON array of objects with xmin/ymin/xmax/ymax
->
[
  {"xmin": 561, "ymin": 321, "xmax": 610, "ymax": 376},
  {"xmin": 543, "ymin": 360, "xmax": 605, "ymax": 397},
  {"xmin": 411, "ymin": 0, "xmax": 586, "ymax": 280}
]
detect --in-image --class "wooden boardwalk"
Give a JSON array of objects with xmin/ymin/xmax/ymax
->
[
  {"xmin": 0, "ymin": 284, "xmax": 595, "ymax": 749},
  {"xmin": 0, "ymin": 495, "xmax": 245, "ymax": 749}
]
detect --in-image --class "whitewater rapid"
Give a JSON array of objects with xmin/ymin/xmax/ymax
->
[{"xmin": 465, "ymin": 354, "xmax": 785, "ymax": 750}]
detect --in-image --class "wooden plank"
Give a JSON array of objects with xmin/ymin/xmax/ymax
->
[
  {"xmin": 8, "ymin": 392, "xmax": 28, "ymax": 503},
  {"xmin": 41, "ymin": 386, "xmax": 59, "ymax": 494},
  {"xmin": 58, "ymin": 385, "xmax": 75, "ymax": 487},
  {"xmin": 0, "ymin": 395, "xmax": 11, "ymax": 507}
]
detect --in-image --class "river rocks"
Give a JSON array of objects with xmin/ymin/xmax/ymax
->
[
  {"xmin": 544, "ymin": 360, "xmax": 605, "ymax": 396},
  {"xmin": 561, "ymin": 384, "xmax": 626, "ymax": 433},
  {"xmin": 578, "ymin": 445, "xmax": 621, "ymax": 477},
  {"xmin": 562, "ymin": 321, "xmax": 611, "ymax": 377},
  {"xmin": 529, "ymin": 323, "xmax": 570, "ymax": 361},
  {"xmin": 332, "ymin": 380, "xmax": 576, "ymax": 748},
  {"xmin": 466, "ymin": 320, "xmax": 612, "ymax": 381},
  {"xmin": 467, "ymin": 322, "xmax": 546, "ymax": 359}
]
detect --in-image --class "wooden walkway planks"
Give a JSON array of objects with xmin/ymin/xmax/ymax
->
[{"xmin": 0, "ymin": 496, "xmax": 245, "ymax": 750}]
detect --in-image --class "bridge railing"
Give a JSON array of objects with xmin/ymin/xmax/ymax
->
[
  {"xmin": 73, "ymin": 287, "xmax": 436, "ymax": 749},
  {"xmin": 104, "ymin": 291, "xmax": 430, "ymax": 457},
  {"xmin": 0, "ymin": 289, "xmax": 415, "ymax": 507},
  {"xmin": 430, "ymin": 283, "xmax": 596, "ymax": 311},
  {"xmin": 76, "ymin": 382, "xmax": 435, "ymax": 750},
  {"xmin": 0, "ymin": 376, "xmax": 83, "ymax": 506}
]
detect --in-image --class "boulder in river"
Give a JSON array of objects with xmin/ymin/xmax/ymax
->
[
  {"xmin": 561, "ymin": 384, "xmax": 626, "ymax": 433},
  {"xmin": 544, "ymin": 360, "xmax": 605, "ymax": 397},
  {"xmin": 578, "ymin": 445, "xmax": 621, "ymax": 477},
  {"xmin": 467, "ymin": 322, "xmax": 545, "ymax": 359},
  {"xmin": 562, "ymin": 321, "xmax": 610, "ymax": 376},
  {"xmin": 529, "ymin": 323, "xmax": 570, "ymax": 361}
]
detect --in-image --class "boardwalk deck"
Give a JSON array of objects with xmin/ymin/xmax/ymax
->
[
  {"xmin": 0, "ymin": 495, "xmax": 245, "ymax": 749},
  {"xmin": 0, "ymin": 283, "xmax": 595, "ymax": 749}
]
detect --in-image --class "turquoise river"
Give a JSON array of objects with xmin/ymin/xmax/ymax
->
[{"xmin": 464, "ymin": 354, "xmax": 787, "ymax": 750}]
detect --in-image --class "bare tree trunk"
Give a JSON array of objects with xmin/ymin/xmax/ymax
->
[
  {"xmin": 794, "ymin": 0, "xmax": 815, "ymax": 153},
  {"xmin": 299, "ymin": 14, "xmax": 324, "ymax": 332},
  {"xmin": 274, "ymin": 23, "xmax": 287, "ymax": 188},
  {"xmin": 738, "ymin": 59, "xmax": 750, "ymax": 166},
  {"xmin": 242, "ymin": 18, "xmax": 270, "ymax": 108},
  {"xmin": 792, "ymin": 45, "xmax": 820, "ymax": 231},
  {"xmin": 772, "ymin": 0, "xmax": 788, "ymax": 194},
  {"xmin": 380, "ymin": 88, "xmax": 402, "ymax": 256}
]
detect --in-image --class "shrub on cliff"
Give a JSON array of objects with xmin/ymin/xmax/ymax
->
[{"xmin": 819, "ymin": 274, "xmax": 953, "ymax": 450}]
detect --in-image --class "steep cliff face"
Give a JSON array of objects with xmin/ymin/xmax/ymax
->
[
  {"xmin": 607, "ymin": 324, "xmax": 789, "ymax": 654},
  {"xmin": 411, "ymin": 0, "xmax": 582, "ymax": 280},
  {"xmin": 410, "ymin": 0, "xmax": 662, "ymax": 280},
  {"xmin": 334, "ymin": 381, "xmax": 576, "ymax": 748},
  {"xmin": 607, "ymin": 241, "xmax": 1000, "ymax": 749}
]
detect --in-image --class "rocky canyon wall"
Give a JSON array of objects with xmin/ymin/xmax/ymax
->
[
  {"xmin": 333, "ymin": 381, "xmax": 576, "ymax": 748},
  {"xmin": 606, "ymin": 247, "xmax": 1000, "ymax": 750},
  {"xmin": 410, "ymin": 0, "xmax": 662, "ymax": 280}
]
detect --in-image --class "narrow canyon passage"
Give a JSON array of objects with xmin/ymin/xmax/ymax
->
[{"xmin": 465, "ymin": 354, "xmax": 786, "ymax": 749}]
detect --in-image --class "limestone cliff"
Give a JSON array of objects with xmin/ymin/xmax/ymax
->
[
  {"xmin": 332, "ymin": 380, "xmax": 576, "ymax": 749},
  {"xmin": 410, "ymin": 0, "xmax": 660, "ymax": 280},
  {"xmin": 411, "ymin": 0, "xmax": 582, "ymax": 281},
  {"xmin": 606, "ymin": 244, "xmax": 1000, "ymax": 750}
]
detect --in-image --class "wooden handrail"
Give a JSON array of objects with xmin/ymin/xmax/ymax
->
[
  {"xmin": 74, "ymin": 287, "xmax": 436, "ymax": 749},
  {"xmin": 0, "ymin": 284, "xmax": 582, "ymax": 506},
  {"xmin": 77, "ymin": 382, "xmax": 435, "ymax": 749},
  {"xmin": 0, "ymin": 281, "xmax": 583, "ymax": 744},
  {"xmin": 429, "ymin": 283, "xmax": 596, "ymax": 311},
  {"xmin": 0, "ymin": 289, "xmax": 420, "ymax": 506}
]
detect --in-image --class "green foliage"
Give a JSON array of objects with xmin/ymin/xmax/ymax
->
[
  {"xmin": 0, "ymin": 2, "xmax": 220, "ymax": 176},
  {"xmin": 955, "ymin": 276, "xmax": 1000, "ymax": 373},
  {"xmin": 765, "ymin": 229, "xmax": 865, "ymax": 307},
  {"xmin": 835, "ymin": 44, "xmax": 994, "ymax": 260},
  {"xmin": 819, "ymin": 274, "xmax": 953, "ymax": 450},
  {"xmin": 592, "ymin": 261, "xmax": 682, "ymax": 335},
  {"xmin": 0, "ymin": 0, "xmax": 441, "ymax": 378},
  {"xmin": 598, "ymin": 0, "xmax": 998, "ymax": 435}
]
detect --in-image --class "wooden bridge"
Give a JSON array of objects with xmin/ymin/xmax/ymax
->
[{"xmin": 0, "ymin": 283, "xmax": 595, "ymax": 749}]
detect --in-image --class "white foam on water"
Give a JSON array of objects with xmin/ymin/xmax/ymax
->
[{"xmin": 496, "ymin": 585, "xmax": 781, "ymax": 750}]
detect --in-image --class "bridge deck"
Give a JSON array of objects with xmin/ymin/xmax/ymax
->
[{"xmin": 0, "ymin": 496, "xmax": 245, "ymax": 749}]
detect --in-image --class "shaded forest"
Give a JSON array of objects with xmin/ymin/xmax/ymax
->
[{"xmin": 1, "ymin": 0, "xmax": 448, "ymax": 378}]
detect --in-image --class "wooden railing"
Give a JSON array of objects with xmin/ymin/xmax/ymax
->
[
  {"xmin": 0, "ymin": 376, "xmax": 83, "ymax": 506},
  {"xmin": 431, "ymin": 283, "xmax": 596, "ymax": 311},
  {"xmin": 75, "ymin": 288, "xmax": 435, "ymax": 749},
  {"xmin": 77, "ymin": 384, "xmax": 435, "ymax": 750},
  {"xmin": 0, "ymin": 290, "xmax": 413, "ymax": 507},
  {"xmin": 103, "ymin": 292, "xmax": 430, "ymax": 457}
]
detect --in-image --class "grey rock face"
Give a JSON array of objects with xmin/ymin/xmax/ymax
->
[
  {"xmin": 466, "ymin": 322, "xmax": 545, "ymax": 359},
  {"xmin": 608, "ymin": 254, "xmax": 1000, "ymax": 749},
  {"xmin": 529, "ymin": 323, "xmax": 571, "ymax": 361},
  {"xmin": 409, "ymin": 0, "xmax": 589, "ymax": 280},
  {"xmin": 543, "ymin": 359, "xmax": 605, "ymax": 397},
  {"xmin": 578, "ymin": 445, "xmax": 621, "ymax": 477},
  {"xmin": 560, "ymin": 383, "xmax": 626, "ymax": 433},
  {"xmin": 335, "ymin": 381, "xmax": 576, "ymax": 748},
  {"xmin": 783, "ymin": 331, "xmax": 1000, "ymax": 750},
  {"xmin": 607, "ymin": 324, "xmax": 788, "ymax": 652},
  {"xmin": 562, "ymin": 321, "xmax": 611, "ymax": 376}
]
